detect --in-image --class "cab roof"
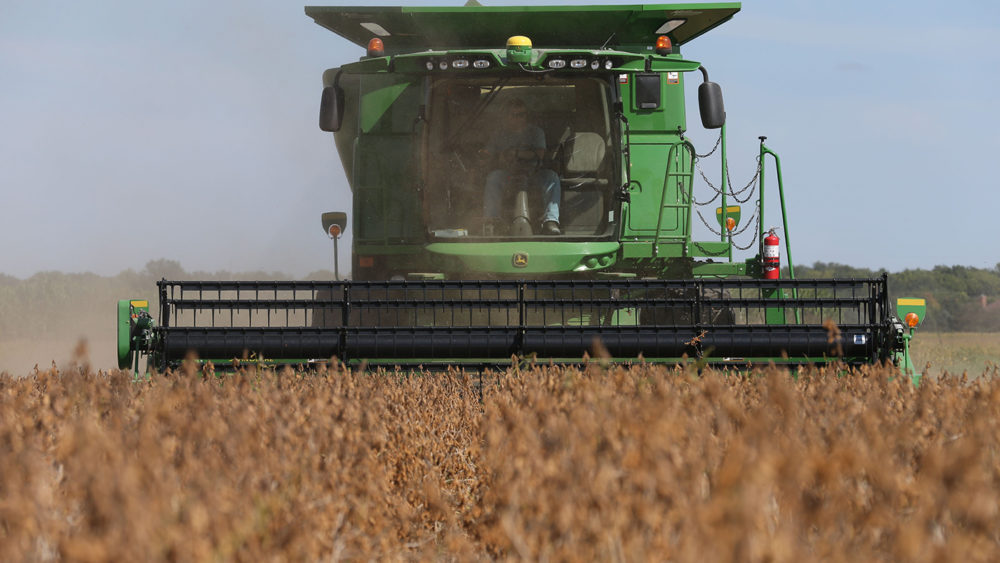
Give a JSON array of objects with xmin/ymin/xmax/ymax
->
[{"xmin": 305, "ymin": 4, "xmax": 740, "ymax": 52}]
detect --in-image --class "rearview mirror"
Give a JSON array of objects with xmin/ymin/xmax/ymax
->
[
  {"xmin": 319, "ymin": 86, "xmax": 345, "ymax": 132},
  {"xmin": 698, "ymin": 75, "xmax": 725, "ymax": 129}
]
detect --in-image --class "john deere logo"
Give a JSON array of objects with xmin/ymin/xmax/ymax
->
[{"xmin": 512, "ymin": 252, "xmax": 529, "ymax": 268}]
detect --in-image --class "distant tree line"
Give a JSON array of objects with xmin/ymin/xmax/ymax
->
[
  {"xmin": 1, "ymin": 261, "xmax": 997, "ymax": 338},
  {"xmin": 791, "ymin": 262, "xmax": 1000, "ymax": 332}
]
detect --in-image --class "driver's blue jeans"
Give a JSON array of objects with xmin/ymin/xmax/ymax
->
[{"xmin": 483, "ymin": 168, "xmax": 561, "ymax": 224}]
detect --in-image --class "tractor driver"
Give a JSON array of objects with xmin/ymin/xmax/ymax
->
[{"xmin": 482, "ymin": 99, "xmax": 561, "ymax": 235}]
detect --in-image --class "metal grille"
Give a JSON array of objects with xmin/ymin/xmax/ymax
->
[{"xmin": 155, "ymin": 277, "xmax": 892, "ymax": 366}]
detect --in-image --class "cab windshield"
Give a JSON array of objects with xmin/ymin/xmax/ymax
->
[{"xmin": 424, "ymin": 75, "xmax": 616, "ymax": 239}]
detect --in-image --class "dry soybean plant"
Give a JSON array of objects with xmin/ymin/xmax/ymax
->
[{"xmin": 1, "ymin": 360, "xmax": 999, "ymax": 561}]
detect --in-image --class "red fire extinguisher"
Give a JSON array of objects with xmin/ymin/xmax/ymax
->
[{"xmin": 763, "ymin": 228, "xmax": 780, "ymax": 279}]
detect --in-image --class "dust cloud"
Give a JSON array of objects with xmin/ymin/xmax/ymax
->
[{"xmin": 0, "ymin": 320, "xmax": 118, "ymax": 378}]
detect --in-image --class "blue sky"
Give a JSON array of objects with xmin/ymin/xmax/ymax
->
[{"xmin": 2, "ymin": 0, "xmax": 998, "ymax": 278}]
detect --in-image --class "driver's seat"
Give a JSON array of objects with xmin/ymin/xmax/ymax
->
[
  {"xmin": 558, "ymin": 132, "xmax": 608, "ymax": 234},
  {"xmin": 560, "ymin": 132, "xmax": 607, "ymax": 189}
]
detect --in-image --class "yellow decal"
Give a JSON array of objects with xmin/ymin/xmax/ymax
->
[
  {"xmin": 130, "ymin": 300, "xmax": 148, "ymax": 308},
  {"xmin": 897, "ymin": 298, "xmax": 925, "ymax": 306}
]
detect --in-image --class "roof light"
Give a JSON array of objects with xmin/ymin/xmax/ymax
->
[
  {"xmin": 656, "ymin": 19, "xmax": 686, "ymax": 34},
  {"xmin": 426, "ymin": 60, "xmax": 435, "ymax": 71},
  {"xmin": 367, "ymin": 37, "xmax": 384, "ymax": 57},
  {"xmin": 604, "ymin": 59, "xmax": 614, "ymax": 70},
  {"xmin": 655, "ymin": 36, "xmax": 673, "ymax": 56},
  {"xmin": 452, "ymin": 59, "xmax": 469, "ymax": 69},
  {"xmin": 360, "ymin": 22, "xmax": 390, "ymax": 37},
  {"xmin": 439, "ymin": 61, "xmax": 448, "ymax": 70},
  {"xmin": 570, "ymin": 59, "xmax": 587, "ymax": 69},
  {"xmin": 590, "ymin": 59, "xmax": 600, "ymax": 70},
  {"xmin": 547, "ymin": 58, "xmax": 566, "ymax": 69},
  {"xmin": 473, "ymin": 59, "xmax": 491, "ymax": 69}
]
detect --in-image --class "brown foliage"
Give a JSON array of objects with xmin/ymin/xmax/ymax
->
[{"xmin": 2, "ymin": 362, "xmax": 1000, "ymax": 561}]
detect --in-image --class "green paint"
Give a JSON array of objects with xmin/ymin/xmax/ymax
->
[
  {"xmin": 305, "ymin": 4, "xmax": 741, "ymax": 53},
  {"xmin": 117, "ymin": 299, "xmax": 132, "ymax": 369},
  {"xmin": 112, "ymin": 4, "xmax": 924, "ymax": 373}
]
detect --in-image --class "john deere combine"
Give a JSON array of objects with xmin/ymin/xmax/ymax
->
[{"xmin": 118, "ymin": 3, "xmax": 926, "ymax": 375}]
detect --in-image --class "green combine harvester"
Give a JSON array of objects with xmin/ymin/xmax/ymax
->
[{"xmin": 118, "ymin": 3, "xmax": 926, "ymax": 376}]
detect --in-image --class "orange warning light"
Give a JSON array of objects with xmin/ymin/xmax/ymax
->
[
  {"xmin": 367, "ymin": 37, "xmax": 385, "ymax": 57},
  {"xmin": 905, "ymin": 312, "xmax": 920, "ymax": 327},
  {"xmin": 655, "ymin": 36, "xmax": 673, "ymax": 55},
  {"xmin": 726, "ymin": 217, "xmax": 736, "ymax": 231}
]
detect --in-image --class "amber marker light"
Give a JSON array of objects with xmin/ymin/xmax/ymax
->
[
  {"xmin": 726, "ymin": 217, "xmax": 736, "ymax": 231},
  {"xmin": 655, "ymin": 35, "xmax": 673, "ymax": 55},
  {"xmin": 367, "ymin": 37, "xmax": 385, "ymax": 57},
  {"xmin": 328, "ymin": 224, "xmax": 342, "ymax": 238},
  {"xmin": 905, "ymin": 312, "xmax": 920, "ymax": 327}
]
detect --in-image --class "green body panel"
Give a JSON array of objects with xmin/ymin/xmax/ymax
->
[
  {"xmin": 317, "ymin": 5, "xmax": 747, "ymax": 280},
  {"xmin": 354, "ymin": 241, "xmax": 621, "ymax": 277},
  {"xmin": 690, "ymin": 260, "xmax": 745, "ymax": 277},
  {"xmin": 117, "ymin": 299, "xmax": 132, "ymax": 369},
  {"xmin": 117, "ymin": 299, "xmax": 150, "ymax": 371},
  {"xmin": 895, "ymin": 297, "xmax": 926, "ymax": 383},
  {"xmin": 625, "ymin": 143, "xmax": 691, "ymax": 232},
  {"xmin": 764, "ymin": 288, "xmax": 787, "ymax": 324},
  {"xmin": 425, "ymin": 241, "xmax": 621, "ymax": 275},
  {"xmin": 353, "ymin": 73, "xmax": 424, "ymax": 242}
]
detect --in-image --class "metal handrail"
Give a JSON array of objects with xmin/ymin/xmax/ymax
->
[
  {"xmin": 652, "ymin": 141, "xmax": 697, "ymax": 256},
  {"xmin": 758, "ymin": 138, "xmax": 800, "ymax": 323}
]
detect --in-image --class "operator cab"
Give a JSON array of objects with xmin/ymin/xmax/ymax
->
[{"xmin": 424, "ymin": 75, "xmax": 617, "ymax": 239}]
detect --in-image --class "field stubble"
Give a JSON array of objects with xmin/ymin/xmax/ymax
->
[
  {"xmin": 2, "ymin": 358, "xmax": 1000, "ymax": 561},
  {"xmin": 912, "ymin": 332, "xmax": 1000, "ymax": 377}
]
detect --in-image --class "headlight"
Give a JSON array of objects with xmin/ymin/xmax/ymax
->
[
  {"xmin": 473, "ymin": 59, "xmax": 490, "ymax": 69},
  {"xmin": 570, "ymin": 59, "xmax": 587, "ymax": 69},
  {"xmin": 452, "ymin": 59, "xmax": 469, "ymax": 69},
  {"xmin": 547, "ymin": 59, "xmax": 566, "ymax": 69}
]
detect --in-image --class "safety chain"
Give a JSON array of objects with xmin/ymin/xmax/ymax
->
[
  {"xmin": 726, "ymin": 157, "xmax": 762, "ymax": 203},
  {"xmin": 694, "ymin": 156, "xmax": 761, "ymax": 204},
  {"xmin": 695, "ymin": 205, "xmax": 760, "ymax": 251},
  {"xmin": 695, "ymin": 133, "xmax": 722, "ymax": 158},
  {"xmin": 688, "ymin": 177, "xmax": 721, "ymax": 206},
  {"xmin": 731, "ymin": 213, "xmax": 761, "ymax": 251},
  {"xmin": 682, "ymin": 134, "xmax": 768, "ymax": 254},
  {"xmin": 692, "ymin": 241, "xmax": 729, "ymax": 256}
]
